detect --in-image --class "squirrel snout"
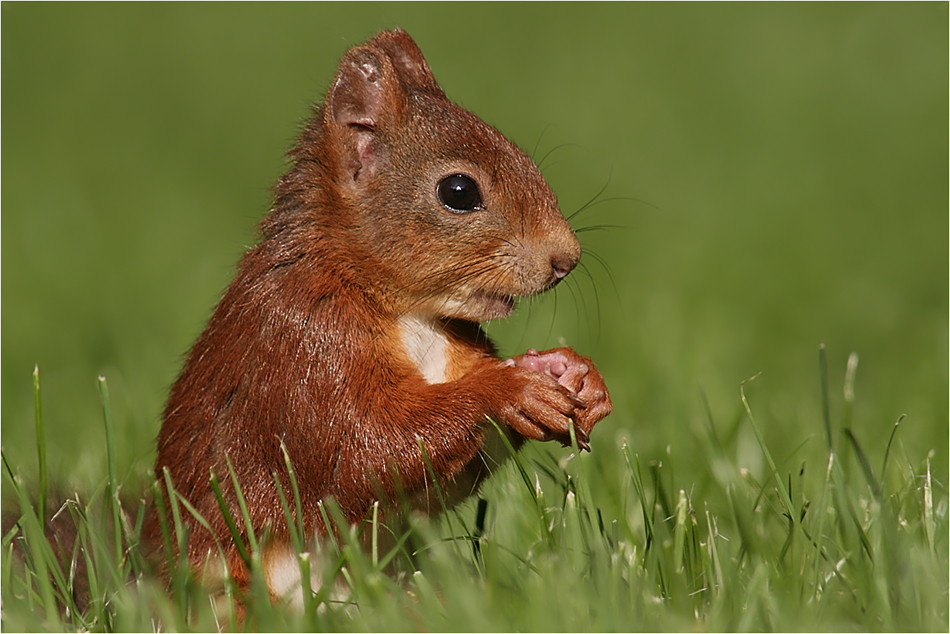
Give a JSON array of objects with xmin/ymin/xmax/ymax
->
[
  {"xmin": 551, "ymin": 252, "xmax": 578, "ymax": 280},
  {"xmin": 541, "ymin": 225, "xmax": 581, "ymax": 287}
]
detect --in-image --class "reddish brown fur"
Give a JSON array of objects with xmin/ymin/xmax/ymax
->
[{"xmin": 150, "ymin": 29, "xmax": 611, "ymax": 593}]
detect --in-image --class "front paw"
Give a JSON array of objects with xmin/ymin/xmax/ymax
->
[
  {"xmin": 513, "ymin": 348, "xmax": 612, "ymax": 439},
  {"xmin": 494, "ymin": 363, "xmax": 589, "ymax": 449}
]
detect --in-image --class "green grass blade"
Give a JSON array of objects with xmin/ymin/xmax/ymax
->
[
  {"xmin": 210, "ymin": 469, "xmax": 252, "ymax": 568},
  {"xmin": 317, "ymin": 500, "xmax": 341, "ymax": 553},
  {"xmin": 486, "ymin": 418, "xmax": 538, "ymax": 500},
  {"xmin": 672, "ymin": 489, "xmax": 688, "ymax": 573},
  {"xmin": 150, "ymin": 476, "xmax": 178, "ymax": 576},
  {"xmin": 32, "ymin": 365, "xmax": 48, "ymax": 524},
  {"xmin": 271, "ymin": 471, "xmax": 317, "ymax": 614},
  {"xmin": 10, "ymin": 473, "xmax": 65, "ymax": 629},
  {"xmin": 485, "ymin": 418, "xmax": 552, "ymax": 543},
  {"xmin": 161, "ymin": 466, "xmax": 192, "ymax": 613},
  {"xmin": 843, "ymin": 428, "xmax": 882, "ymax": 500},
  {"xmin": 818, "ymin": 344, "xmax": 833, "ymax": 452},
  {"xmin": 224, "ymin": 455, "xmax": 259, "ymax": 553},
  {"xmin": 880, "ymin": 414, "xmax": 905, "ymax": 487},
  {"xmin": 922, "ymin": 457, "xmax": 935, "ymax": 555},
  {"xmin": 623, "ymin": 444, "xmax": 655, "ymax": 549},
  {"xmin": 272, "ymin": 473, "xmax": 302, "ymax": 553},
  {"xmin": 370, "ymin": 500, "xmax": 380, "ymax": 568},
  {"xmin": 739, "ymin": 374, "xmax": 796, "ymax": 523},
  {"xmin": 279, "ymin": 441, "xmax": 306, "ymax": 543},
  {"xmin": 96, "ymin": 375, "xmax": 123, "ymax": 566},
  {"xmin": 416, "ymin": 437, "xmax": 466, "ymax": 562}
]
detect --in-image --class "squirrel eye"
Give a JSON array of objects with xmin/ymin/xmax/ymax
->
[{"xmin": 437, "ymin": 174, "xmax": 483, "ymax": 213}]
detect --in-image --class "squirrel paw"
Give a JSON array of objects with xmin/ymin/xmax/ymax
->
[
  {"xmin": 494, "ymin": 361, "xmax": 588, "ymax": 449},
  {"xmin": 510, "ymin": 347, "xmax": 612, "ymax": 446}
]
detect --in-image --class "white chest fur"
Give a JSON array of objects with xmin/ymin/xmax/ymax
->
[{"xmin": 398, "ymin": 314, "xmax": 450, "ymax": 384}]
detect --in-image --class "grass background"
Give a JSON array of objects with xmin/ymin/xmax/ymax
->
[{"xmin": 2, "ymin": 3, "xmax": 947, "ymax": 631}]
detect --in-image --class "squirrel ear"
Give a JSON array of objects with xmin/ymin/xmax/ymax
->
[
  {"xmin": 368, "ymin": 28, "xmax": 444, "ymax": 96},
  {"xmin": 329, "ymin": 46, "xmax": 398, "ymax": 184},
  {"xmin": 330, "ymin": 47, "xmax": 390, "ymax": 128},
  {"xmin": 327, "ymin": 30, "xmax": 440, "ymax": 185}
]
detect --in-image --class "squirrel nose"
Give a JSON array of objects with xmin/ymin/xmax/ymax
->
[{"xmin": 551, "ymin": 252, "xmax": 578, "ymax": 280}]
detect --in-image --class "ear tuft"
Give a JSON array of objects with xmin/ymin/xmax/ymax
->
[
  {"xmin": 367, "ymin": 29, "xmax": 443, "ymax": 95},
  {"xmin": 330, "ymin": 48, "xmax": 389, "ymax": 129}
]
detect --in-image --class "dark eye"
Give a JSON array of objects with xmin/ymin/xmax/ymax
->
[{"xmin": 437, "ymin": 174, "xmax": 483, "ymax": 213}]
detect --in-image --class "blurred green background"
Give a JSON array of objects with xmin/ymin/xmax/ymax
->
[{"xmin": 3, "ymin": 3, "xmax": 946, "ymax": 492}]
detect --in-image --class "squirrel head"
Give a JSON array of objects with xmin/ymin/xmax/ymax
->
[{"xmin": 285, "ymin": 29, "xmax": 581, "ymax": 322}]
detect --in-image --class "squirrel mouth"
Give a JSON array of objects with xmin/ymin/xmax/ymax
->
[
  {"xmin": 431, "ymin": 289, "xmax": 516, "ymax": 322},
  {"xmin": 471, "ymin": 291, "xmax": 516, "ymax": 320}
]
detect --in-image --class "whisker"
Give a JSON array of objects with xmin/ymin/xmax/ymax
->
[
  {"xmin": 516, "ymin": 292, "xmax": 536, "ymax": 350},
  {"xmin": 531, "ymin": 123, "xmax": 554, "ymax": 162},
  {"xmin": 567, "ymin": 173, "xmax": 613, "ymax": 222},
  {"xmin": 574, "ymin": 224, "xmax": 625, "ymax": 234},
  {"xmin": 581, "ymin": 248, "xmax": 614, "ymax": 280},
  {"xmin": 404, "ymin": 257, "xmax": 498, "ymax": 290},
  {"xmin": 580, "ymin": 248, "xmax": 620, "ymax": 309},
  {"xmin": 394, "ymin": 254, "xmax": 514, "ymax": 315},
  {"xmin": 537, "ymin": 143, "xmax": 581, "ymax": 172},
  {"xmin": 570, "ymin": 195, "xmax": 652, "ymax": 222},
  {"xmin": 575, "ymin": 262, "xmax": 603, "ymax": 342},
  {"xmin": 495, "ymin": 235, "xmax": 522, "ymax": 252},
  {"xmin": 564, "ymin": 275, "xmax": 586, "ymax": 341}
]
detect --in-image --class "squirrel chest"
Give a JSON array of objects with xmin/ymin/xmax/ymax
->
[{"xmin": 397, "ymin": 314, "xmax": 451, "ymax": 384}]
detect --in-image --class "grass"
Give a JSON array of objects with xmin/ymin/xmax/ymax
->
[
  {"xmin": 2, "ymin": 3, "xmax": 947, "ymax": 632},
  {"xmin": 2, "ymin": 352, "xmax": 947, "ymax": 632}
]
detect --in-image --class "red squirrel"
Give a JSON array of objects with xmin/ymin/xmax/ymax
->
[{"xmin": 151, "ymin": 29, "xmax": 612, "ymax": 601}]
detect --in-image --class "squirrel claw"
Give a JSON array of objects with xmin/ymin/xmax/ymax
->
[{"xmin": 574, "ymin": 425, "xmax": 591, "ymax": 451}]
